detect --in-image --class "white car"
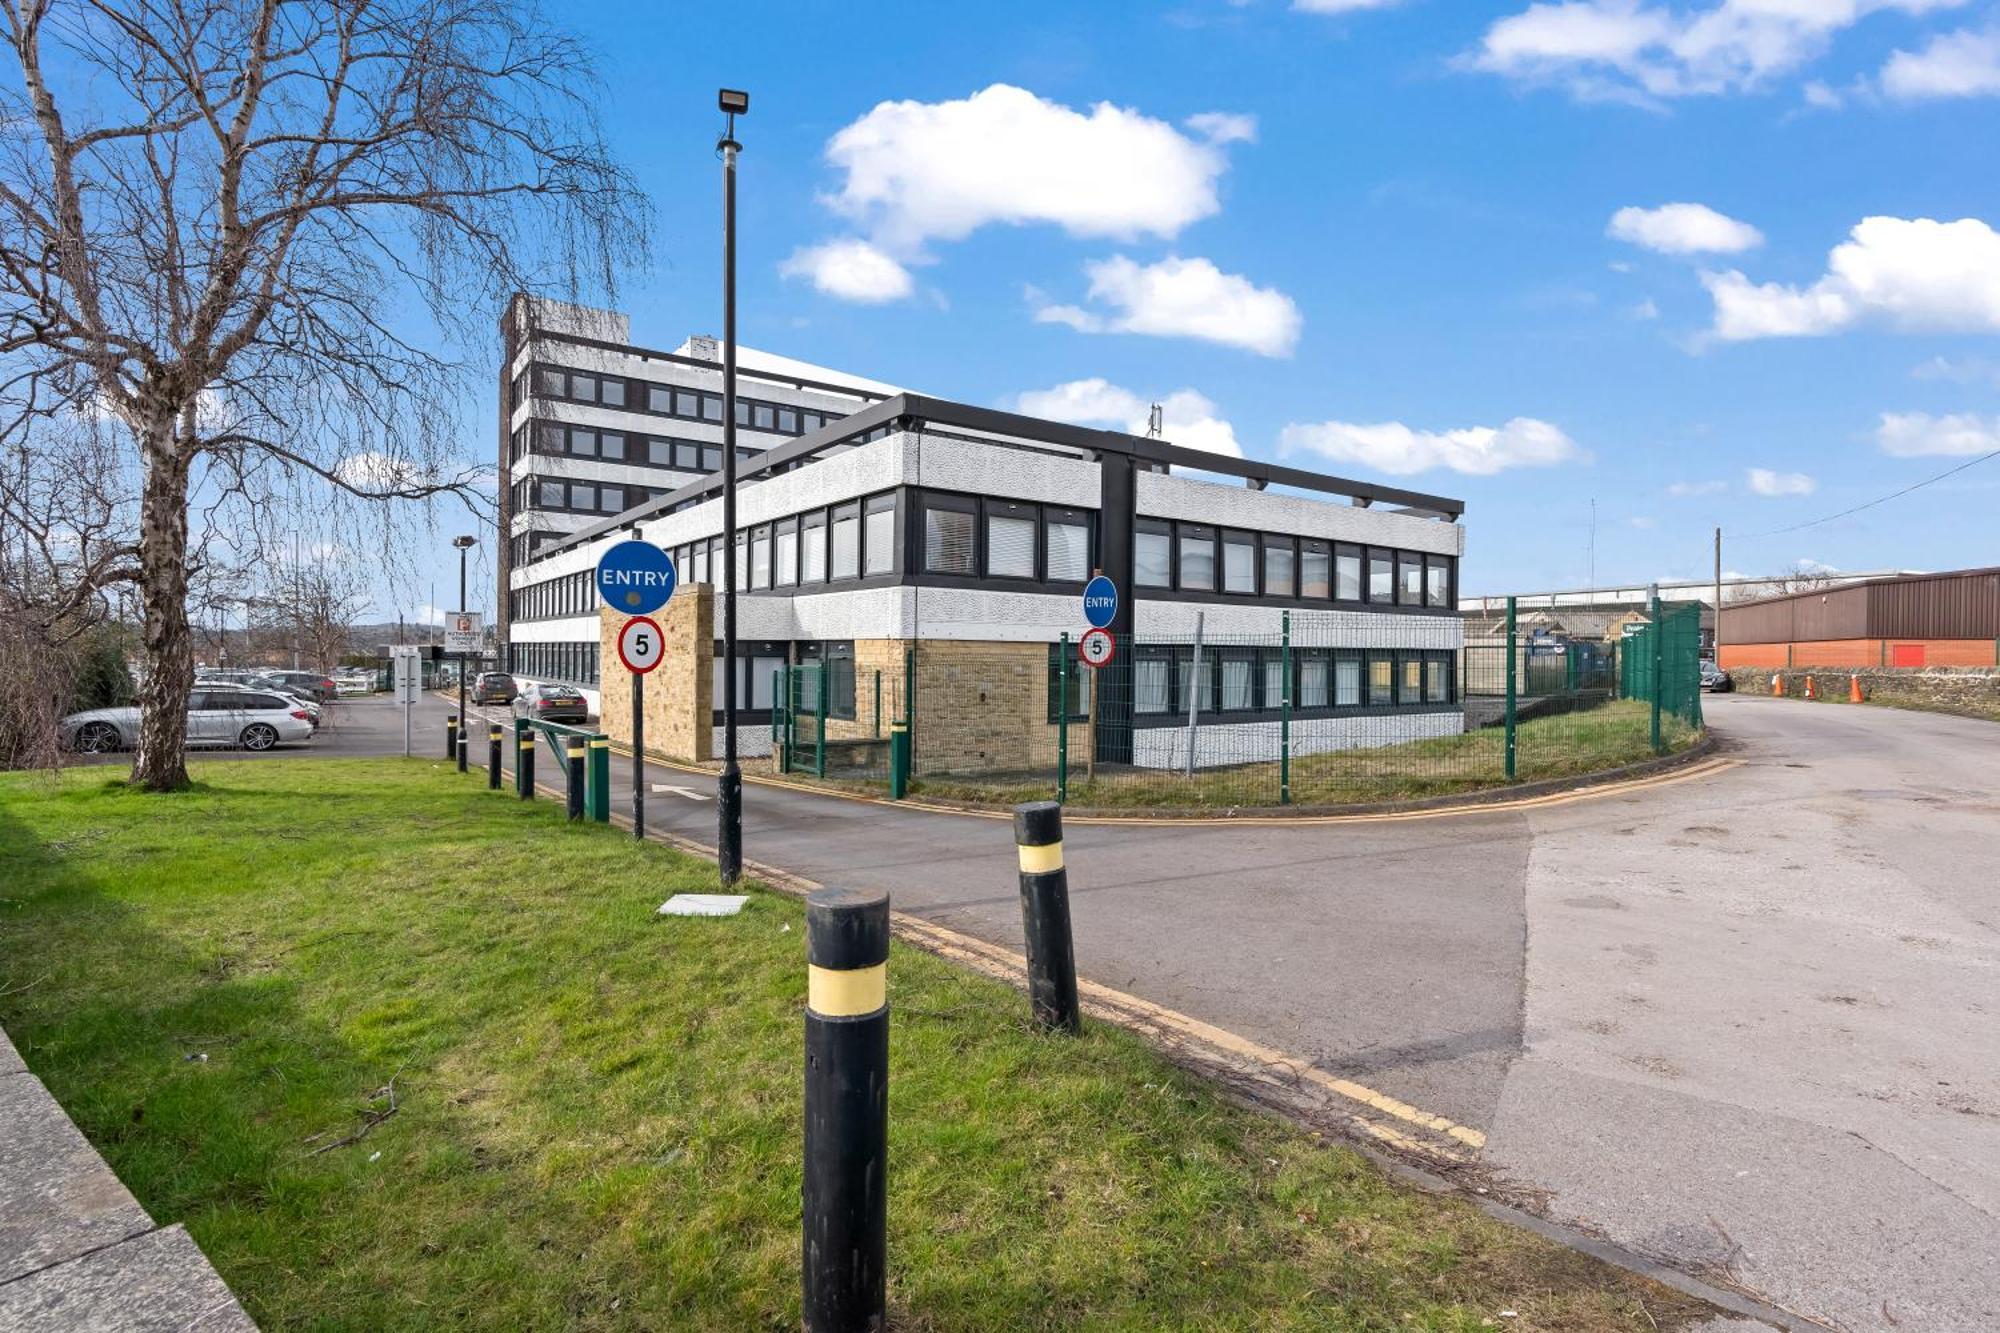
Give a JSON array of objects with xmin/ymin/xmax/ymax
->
[
  {"xmin": 201, "ymin": 679, "xmax": 321, "ymax": 727},
  {"xmin": 62, "ymin": 687, "xmax": 318, "ymax": 754},
  {"xmin": 334, "ymin": 671, "xmax": 375, "ymax": 696}
]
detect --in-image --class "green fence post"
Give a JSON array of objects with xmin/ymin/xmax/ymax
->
[
  {"xmin": 1280, "ymin": 611, "xmax": 1292, "ymax": 805},
  {"xmin": 778, "ymin": 667, "xmax": 793, "ymax": 775},
  {"xmin": 589, "ymin": 735, "xmax": 610, "ymax": 822},
  {"xmin": 1650, "ymin": 592, "xmax": 1665, "ymax": 755},
  {"xmin": 873, "ymin": 671, "xmax": 882, "ymax": 739},
  {"xmin": 815, "ymin": 667, "xmax": 827, "ymax": 779},
  {"xmin": 889, "ymin": 721, "xmax": 909, "ymax": 800},
  {"xmin": 904, "ymin": 647, "xmax": 916, "ymax": 765},
  {"xmin": 1057, "ymin": 633, "xmax": 1070, "ymax": 804},
  {"xmin": 1504, "ymin": 596, "xmax": 1518, "ymax": 781}
]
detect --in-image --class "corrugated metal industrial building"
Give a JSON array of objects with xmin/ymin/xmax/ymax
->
[{"xmin": 1718, "ymin": 567, "xmax": 2000, "ymax": 669}]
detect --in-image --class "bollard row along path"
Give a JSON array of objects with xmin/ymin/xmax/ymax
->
[{"xmin": 0, "ymin": 1024, "xmax": 257, "ymax": 1330}]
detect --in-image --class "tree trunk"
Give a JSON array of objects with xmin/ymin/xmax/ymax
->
[{"xmin": 129, "ymin": 421, "xmax": 194, "ymax": 791}]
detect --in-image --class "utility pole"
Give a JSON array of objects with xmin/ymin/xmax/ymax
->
[
  {"xmin": 716, "ymin": 88, "xmax": 750, "ymax": 887},
  {"xmin": 1712, "ymin": 527, "xmax": 1723, "ymax": 664},
  {"xmin": 454, "ymin": 535, "xmax": 476, "ymax": 773}
]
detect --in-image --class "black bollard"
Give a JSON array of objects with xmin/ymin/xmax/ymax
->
[
  {"xmin": 1013, "ymin": 801, "xmax": 1081, "ymax": 1034},
  {"xmin": 487, "ymin": 725, "xmax": 503, "ymax": 790},
  {"xmin": 565, "ymin": 740, "xmax": 585, "ymax": 822},
  {"xmin": 445, "ymin": 714, "xmax": 457, "ymax": 760},
  {"xmin": 517, "ymin": 730, "xmax": 535, "ymax": 800},
  {"xmin": 803, "ymin": 888, "xmax": 889, "ymax": 1333}
]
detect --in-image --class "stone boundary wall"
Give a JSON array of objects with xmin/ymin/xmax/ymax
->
[
  {"xmin": 0, "ymin": 1024, "xmax": 256, "ymax": 1330},
  {"xmin": 1726, "ymin": 666, "xmax": 2000, "ymax": 719}
]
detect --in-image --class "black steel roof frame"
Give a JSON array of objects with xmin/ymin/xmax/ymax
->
[{"xmin": 536, "ymin": 392, "xmax": 1466, "ymax": 561}]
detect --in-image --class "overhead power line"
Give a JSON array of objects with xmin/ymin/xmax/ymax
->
[{"xmin": 1731, "ymin": 446, "xmax": 2000, "ymax": 542}]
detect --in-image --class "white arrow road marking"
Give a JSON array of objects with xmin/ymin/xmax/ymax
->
[{"xmin": 651, "ymin": 784, "xmax": 712, "ymax": 800}]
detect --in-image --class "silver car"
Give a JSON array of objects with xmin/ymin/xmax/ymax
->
[{"xmin": 62, "ymin": 688, "xmax": 317, "ymax": 754}]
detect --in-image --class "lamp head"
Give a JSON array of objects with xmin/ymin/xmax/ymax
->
[
  {"xmin": 717, "ymin": 89, "xmax": 749, "ymax": 115},
  {"xmin": 452, "ymin": 535, "xmax": 476, "ymax": 549}
]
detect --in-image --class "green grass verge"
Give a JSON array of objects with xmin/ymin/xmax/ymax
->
[
  {"xmin": 0, "ymin": 759, "xmax": 1713, "ymax": 1330},
  {"xmin": 895, "ymin": 700, "xmax": 1701, "ymax": 811}
]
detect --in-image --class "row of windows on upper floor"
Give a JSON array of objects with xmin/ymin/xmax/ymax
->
[
  {"xmin": 511, "ymin": 476, "xmax": 679, "ymax": 521},
  {"xmin": 510, "ymin": 487, "xmax": 1458, "ymax": 618},
  {"xmin": 513, "ymin": 362, "xmax": 865, "ymax": 438},
  {"xmin": 508, "ymin": 419, "xmax": 763, "ymax": 473}
]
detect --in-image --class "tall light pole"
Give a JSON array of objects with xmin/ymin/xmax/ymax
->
[
  {"xmin": 716, "ymin": 88, "xmax": 749, "ymax": 886},
  {"xmin": 454, "ymin": 534, "xmax": 476, "ymax": 772}
]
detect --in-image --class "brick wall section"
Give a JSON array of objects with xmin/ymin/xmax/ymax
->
[
  {"xmin": 909, "ymin": 640, "xmax": 1081, "ymax": 777},
  {"xmin": 597, "ymin": 585, "xmax": 714, "ymax": 761},
  {"xmin": 1720, "ymin": 639, "xmax": 2000, "ymax": 669},
  {"xmin": 1726, "ymin": 665, "xmax": 2000, "ymax": 716}
]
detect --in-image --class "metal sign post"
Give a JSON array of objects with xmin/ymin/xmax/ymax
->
[
  {"xmin": 617, "ymin": 614, "xmax": 667, "ymax": 840},
  {"xmin": 392, "ymin": 646, "xmax": 421, "ymax": 758}
]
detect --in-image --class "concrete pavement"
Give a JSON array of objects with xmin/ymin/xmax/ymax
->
[{"xmin": 344, "ymin": 691, "xmax": 1995, "ymax": 1330}]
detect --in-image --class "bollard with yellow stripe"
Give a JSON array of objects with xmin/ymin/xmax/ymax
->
[
  {"xmin": 445, "ymin": 714, "xmax": 458, "ymax": 761},
  {"xmin": 1014, "ymin": 801, "xmax": 1081, "ymax": 1035},
  {"xmin": 516, "ymin": 728, "xmax": 536, "ymax": 800},
  {"xmin": 564, "ymin": 740, "xmax": 586, "ymax": 822},
  {"xmin": 487, "ymin": 724, "xmax": 504, "ymax": 790},
  {"xmin": 803, "ymin": 888, "xmax": 888, "ymax": 1333}
]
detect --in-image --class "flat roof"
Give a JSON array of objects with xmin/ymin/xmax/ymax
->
[{"xmin": 534, "ymin": 392, "xmax": 1466, "ymax": 562}]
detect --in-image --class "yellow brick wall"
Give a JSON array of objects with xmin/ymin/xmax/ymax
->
[{"xmin": 597, "ymin": 585, "xmax": 714, "ymax": 762}]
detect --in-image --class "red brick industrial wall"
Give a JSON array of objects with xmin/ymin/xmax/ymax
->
[{"xmin": 1719, "ymin": 639, "xmax": 1999, "ymax": 670}]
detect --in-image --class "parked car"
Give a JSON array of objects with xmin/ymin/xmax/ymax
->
[
  {"xmin": 1699, "ymin": 661, "xmax": 1734, "ymax": 693},
  {"xmin": 197, "ymin": 677, "xmax": 320, "ymax": 726},
  {"xmin": 474, "ymin": 671, "xmax": 520, "ymax": 705},
  {"xmin": 334, "ymin": 670, "xmax": 375, "ymax": 696},
  {"xmin": 62, "ymin": 688, "xmax": 317, "ymax": 753},
  {"xmin": 264, "ymin": 670, "xmax": 338, "ymax": 703},
  {"xmin": 513, "ymin": 682, "xmax": 588, "ymax": 724}
]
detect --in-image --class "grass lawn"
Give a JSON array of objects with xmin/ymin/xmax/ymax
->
[
  {"xmin": 0, "ymin": 759, "xmax": 1715, "ymax": 1331},
  {"xmin": 893, "ymin": 700, "xmax": 1701, "ymax": 811}
]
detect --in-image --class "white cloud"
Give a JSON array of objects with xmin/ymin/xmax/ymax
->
[
  {"xmin": 1013, "ymin": 378, "xmax": 1244, "ymax": 457},
  {"xmin": 1294, "ymin": 0, "xmax": 1407, "ymax": 12},
  {"xmin": 820, "ymin": 84, "xmax": 1234, "ymax": 253},
  {"xmin": 1609, "ymin": 202, "xmax": 1763, "ymax": 254},
  {"xmin": 1666, "ymin": 478, "xmax": 1728, "ymax": 496},
  {"xmin": 779, "ymin": 239, "xmax": 914, "ymax": 303},
  {"xmin": 1468, "ymin": 1, "xmax": 1970, "ymax": 104},
  {"xmin": 1875, "ymin": 410, "xmax": 2000, "ymax": 456},
  {"xmin": 1183, "ymin": 111, "xmax": 1258, "ymax": 144},
  {"xmin": 1912, "ymin": 354, "xmax": 2000, "ymax": 385},
  {"xmin": 1703, "ymin": 215, "xmax": 2000, "ymax": 341},
  {"xmin": 1746, "ymin": 467, "xmax": 1816, "ymax": 495},
  {"xmin": 1032, "ymin": 255, "xmax": 1302, "ymax": 357},
  {"xmin": 1882, "ymin": 27, "xmax": 2000, "ymax": 98},
  {"xmin": 1802, "ymin": 79, "xmax": 1846, "ymax": 107},
  {"xmin": 1628, "ymin": 297, "xmax": 1662, "ymax": 319},
  {"xmin": 1279, "ymin": 416, "xmax": 1581, "ymax": 476}
]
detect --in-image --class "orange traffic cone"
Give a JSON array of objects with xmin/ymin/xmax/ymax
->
[
  {"xmin": 1849, "ymin": 674, "xmax": 1864, "ymax": 703},
  {"xmin": 1804, "ymin": 675, "xmax": 1817, "ymax": 700},
  {"xmin": 1771, "ymin": 673, "xmax": 1783, "ymax": 697}
]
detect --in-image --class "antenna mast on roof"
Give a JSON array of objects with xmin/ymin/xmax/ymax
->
[{"xmin": 1146, "ymin": 403, "xmax": 1163, "ymax": 438}]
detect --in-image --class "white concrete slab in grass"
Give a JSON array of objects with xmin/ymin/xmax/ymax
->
[{"xmin": 657, "ymin": 894, "xmax": 749, "ymax": 918}]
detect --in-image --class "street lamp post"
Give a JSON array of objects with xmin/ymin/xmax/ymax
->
[
  {"xmin": 454, "ymin": 534, "xmax": 476, "ymax": 772},
  {"xmin": 716, "ymin": 88, "xmax": 749, "ymax": 886}
]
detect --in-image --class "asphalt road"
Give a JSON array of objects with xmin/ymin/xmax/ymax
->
[{"xmin": 322, "ymin": 692, "xmax": 1996, "ymax": 1331}]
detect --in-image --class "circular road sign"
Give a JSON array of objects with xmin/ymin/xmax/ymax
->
[
  {"xmin": 596, "ymin": 540, "xmax": 677, "ymax": 615},
  {"xmin": 1082, "ymin": 575, "xmax": 1118, "ymax": 630},
  {"xmin": 617, "ymin": 616, "xmax": 667, "ymax": 675},
  {"xmin": 1079, "ymin": 627, "xmax": 1115, "ymax": 669}
]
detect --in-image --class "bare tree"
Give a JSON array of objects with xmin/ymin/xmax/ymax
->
[
  {"xmin": 0, "ymin": 0, "xmax": 647, "ymax": 788},
  {"xmin": 1724, "ymin": 562, "xmax": 1846, "ymax": 603}
]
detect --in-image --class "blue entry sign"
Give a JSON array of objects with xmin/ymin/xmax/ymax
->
[
  {"xmin": 1082, "ymin": 575, "xmax": 1118, "ymax": 629},
  {"xmin": 596, "ymin": 540, "xmax": 678, "ymax": 614}
]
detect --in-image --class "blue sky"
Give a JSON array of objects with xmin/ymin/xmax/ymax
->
[{"xmin": 413, "ymin": 0, "xmax": 2000, "ymax": 619}]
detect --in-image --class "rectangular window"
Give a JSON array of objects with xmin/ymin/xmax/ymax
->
[
  {"xmin": 538, "ymin": 479, "xmax": 566, "ymax": 508},
  {"xmin": 1135, "ymin": 523, "xmax": 1171, "ymax": 588},
  {"xmin": 1399, "ymin": 655, "xmax": 1424, "ymax": 704},
  {"xmin": 1335, "ymin": 545, "xmax": 1362, "ymax": 601},
  {"xmin": 831, "ymin": 503, "xmax": 860, "ymax": 579},
  {"xmin": 648, "ymin": 438, "xmax": 673, "ymax": 466},
  {"xmin": 535, "ymin": 366, "xmax": 563, "ymax": 396},
  {"xmin": 1398, "ymin": 551, "xmax": 1424, "ymax": 606},
  {"xmin": 1178, "ymin": 652, "xmax": 1215, "ymax": 712},
  {"xmin": 1302, "ymin": 655, "xmax": 1331, "ymax": 708},
  {"xmin": 1264, "ymin": 655, "xmax": 1285, "ymax": 709},
  {"xmin": 1263, "ymin": 539, "xmax": 1296, "ymax": 599},
  {"xmin": 1301, "ymin": 541, "xmax": 1331, "ymax": 599},
  {"xmin": 987, "ymin": 504, "xmax": 1036, "ymax": 579},
  {"xmin": 1426, "ymin": 556, "xmax": 1452, "ymax": 609},
  {"xmin": 1220, "ymin": 656, "xmax": 1254, "ymax": 710},
  {"xmin": 1335, "ymin": 655, "xmax": 1362, "ymax": 708},
  {"xmin": 1135, "ymin": 653, "xmax": 1171, "ymax": 714},
  {"xmin": 1046, "ymin": 511, "xmax": 1091, "ymax": 582},
  {"xmin": 773, "ymin": 519, "xmax": 797, "ymax": 588},
  {"xmin": 863, "ymin": 495, "xmax": 895, "ymax": 576},
  {"xmin": 691, "ymin": 543, "xmax": 708, "ymax": 585},
  {"xmin": 597, "ymin": 485, "xmax": 622, "ymax": 513},
  {"xmin": 1368, "ymin": 653, "xmax": 1393, "ymax": 706},
  {"xmin": 599, "ymin": 378, "xmax": 625, "ymax": 408},
  {"xmin": 801, "ymin": 511, "xmax": 827, "ymax": 583},
  {"xmin": 1425, "ymin": 655, "xmax": 1450, "ymax": 704},
  {"xmin": 701, "ymin": 394, "xmax": 723, "ymax": 423},
  {"xmin": 647, "ymin": 385, "xmax": 672, "ymax": 413},
  {"xmin": 751, "ymin": 525, "xmax": 772, "ymax": 589},
  {"xmin": 925, "ymin": 503, "xmax": 976, "ymax": 575},
  {"xmin": 751, "ymin": 403, "xmax": 774, "ymax": 431},
  {"xmin": 1179, "ymin": 525, "xmax": 1216, "ymax": 592},
  {"xmin": 777, "ymin": 408, "xmax": 798, "ymax": 434},
  {"xmin": 568, "ymin": 428, "xmax": 596, "ymax": 458},
  {"xmin": 734, "ymin": 533, "xmax": 749, "ymax": 589},
  {"xmin": 571, "ymin": 373, "xmax": 597, "ymax": 403},
  {"xmin": 1368, "ymin": 549, "xmax": 1394, "ymax": 603},
  {"xmin": 702, "ymin": 443, "xmax": 723, "ymax": 472},
  {"xmin": 570, "ymin": 483, "xmax": 596, "ymax": 512},
  {"xmin": 1222, "ymin": 532, "xmax": 1256, "ymax": 594}
]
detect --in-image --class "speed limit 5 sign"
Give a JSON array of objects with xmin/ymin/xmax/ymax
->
[
  {"xmin": 617, "ymin": 616, "xmax": 666, "ymax": 674},
  {"xmin": 1079, "ymin": 627, "xmax": 1115, "ymax": 668}
]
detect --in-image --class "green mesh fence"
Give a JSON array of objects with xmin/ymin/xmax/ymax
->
[
  {"xmin": 763, "ymin": 609, "xmax": 1701, "ymax": 811},
  {"xmin": 1619, "ymin": 601, "xmax": 1705, "ymax": 731}
]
